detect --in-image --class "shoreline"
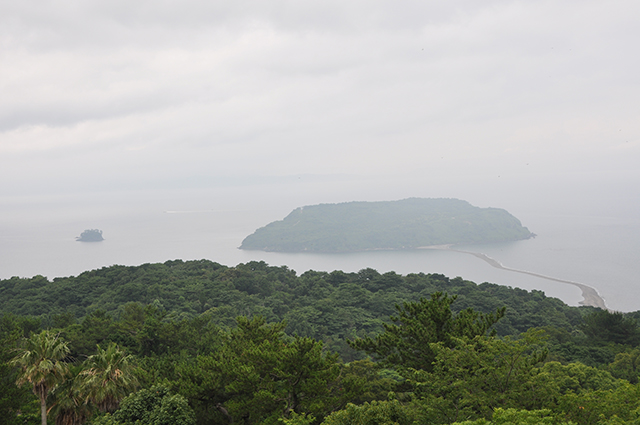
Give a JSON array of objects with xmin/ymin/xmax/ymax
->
[{"xmin": 420, "ymin": 245, "xmax": 608, "ymax": 310}]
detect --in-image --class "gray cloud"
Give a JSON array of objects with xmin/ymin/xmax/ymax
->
[{"xmin": 1, "ymin": 0, "xmax": 638, "ymax": 198}]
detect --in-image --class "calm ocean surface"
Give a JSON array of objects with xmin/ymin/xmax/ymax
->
[{"xmin": 2, "ymin": 180, "xmax": 639, "ymax": 311}]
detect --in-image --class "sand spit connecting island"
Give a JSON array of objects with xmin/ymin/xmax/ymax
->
[
  {"xmin": 240, "ymin": 198, "xmax": 608, "ymax": 310},
  {"xmin": 421, "ymin": 245, "xmax": 608, "ymax": 310}
]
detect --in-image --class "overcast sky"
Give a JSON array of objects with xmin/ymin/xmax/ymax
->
[{"xmin": 1, "ymin": 0, "xmax": 639, "ymax": 206}]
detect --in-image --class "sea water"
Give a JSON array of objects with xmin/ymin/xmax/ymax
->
[{"xmin": 1, "ymin": 177, "xmax": 639, "ymax": 311}]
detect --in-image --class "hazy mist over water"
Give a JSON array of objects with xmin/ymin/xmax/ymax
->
[{"xmin": 2, "ymin": 172, "xmax": 639, "ymax": 311}]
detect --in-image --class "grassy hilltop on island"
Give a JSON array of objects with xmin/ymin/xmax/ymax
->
[{"xmin": 240, "ymin": 198, "xmax": 533, "ymax": 252}]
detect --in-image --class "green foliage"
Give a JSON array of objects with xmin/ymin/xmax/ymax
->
[
  {"xmin": 321, "ymin": 400, "xmax": 415, "ymax": 425},
  {"xmin": 408, "ymin": 330, "xmax": 548, "ymax": 423},
  {"xmin": 348, "ymin": 292, "xmax": 505, "ymax": 371},
  {"xmin": 279, "ymin": 412, "xmax": 316, "ymax": 425},
  {"xmin": 240, "ymin": 198, "xmax": 533, "ymax": 252},
  {"xmin": 3, "ymin": 259, "xmax": 638, "ymax": 380},
  {"xmin": 540, "ymin": 309, "xmax": 640, "ymax": 367},
  {"xmin": 608, "ymin": 349, "xmax": 640, "ymax": 384},
  {"xmin": 2, "ymin": 260, "xmax": 594, "ymax": 366},
  {"xmin": 0, "ymin": 314, "xmax": 39, "ymax": 425},
  {"xmin": 92, "ymin": 386, "xmax": 195, "ymax": 425},
  {"xmin": 581, "ymin": 310, "xmax": 640, "ymax": 346},
  {"xmin": 5, "ymin": 331, "xmax": 145, "ymax": 425},
  {"xmin": 536, "ymin": 361, "xmax": 620, "ymax": 396},
  {"xmin": 48, "ymin": 364, "xmax": 92, "ymax": 425},
  {"xmin": 557, "ymin": 381, "xmax": 640, "ymax": 424},
  {"xmin": 176, "ymin": 316, "xmax": 342, "ymax": 425},
  {"xmin": 334, "ymin": 359, "xmax": 398, "ymax": 407},
  {"xmin": 81, "ymin": 343, "xmax": 140, "ymax": 413},
  {"xmin": 452, "ymin": 408, "xmax": 574, "ymax": 425},
  {"xmin": 61, "ymin": 310, "xmax": 122, "ymax": 358},
  {"xmin": 10, "ymin": 330, "xmax": 71, "ymax": 425}
]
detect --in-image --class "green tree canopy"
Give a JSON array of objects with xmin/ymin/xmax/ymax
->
[
  {"xmin": 348, "ymin": 292, "xmax": 505, "ymax": 371},
  {"xmin": 321, "ymin": 400, "xmax": 415, "ymax": 425},
  {"xmin": 92, "ymin": 386, "xmax": 195, "ymax": 425},
  {"xmin": 451, "ymin": 408, "xmax": 573, "ymax": 425},
  {"xmin": 177, "ymin": 316, "xmax": 342, "ymax": 425},
  {"xmin": 408, "ymin": 330, "xmax": 549, "ymax": 423},
  {"xmin": 581, "ymin": 310, "xmax": 640, "ymax": 346}
]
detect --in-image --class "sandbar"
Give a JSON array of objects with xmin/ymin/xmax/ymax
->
[{"xmin": 421, "ymin": 245, "xmax": 608, "ymax": 310}]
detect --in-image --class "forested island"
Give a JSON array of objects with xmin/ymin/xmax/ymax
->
[
  {"xmin": 76, "ymin": 229, "xmax": 104, "ymax": 242},
  {"xmin": 240, "ymin": 198, "xmax": 533, "ymax": 252},
  {"xmin": 3, "ymin": 260, "xmax": 640, "ymax": 425}
]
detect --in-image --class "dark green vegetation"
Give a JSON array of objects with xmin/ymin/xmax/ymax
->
[
  {"xmin": 240, "ymin": 198, "xmax": 533, "ymax": 252},
  {"xmin": 76, "ymin": 229, "xmax": 104, "ymax": 242},
  {"xmin": 2, "ymin": 259, "xmax": 640, "ymax": 424}
]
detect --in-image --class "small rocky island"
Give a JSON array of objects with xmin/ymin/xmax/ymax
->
[
  {"xmin": 76, "ymin": 229, "xmax": 104, "ymax": 242},
  {"xmin": 240, "ymin": 198, "xmax": 533, "ymax": 253}
]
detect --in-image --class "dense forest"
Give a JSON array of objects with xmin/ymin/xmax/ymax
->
[
  {"xmin": 240, "ymin": 198, "xmax": 533, "ymax": 252},
  {"xmin": 2, "ymin": 259, "xmax": 640, "ymax": 424}
]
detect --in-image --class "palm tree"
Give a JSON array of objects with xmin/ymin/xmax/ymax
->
[
  {"xmin": 10, "ymin": 330, "xmax": 71, "ymax": 425},
  {"xmin": 80, "ymin": 342, "xmax": 139, "ymax": 413},
  {"xmin": 48, "ymin": 365, "xmax": 92, "ymax": 425}
]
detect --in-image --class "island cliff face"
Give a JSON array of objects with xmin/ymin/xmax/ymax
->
[{"xmin": 240, "ymin": 198, "xmax": 532, "ymax": 253}]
